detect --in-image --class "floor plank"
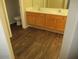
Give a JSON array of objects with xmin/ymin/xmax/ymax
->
[{"xmin": 11, "ymin": 24, "xmax": 63, "ymax": 59}]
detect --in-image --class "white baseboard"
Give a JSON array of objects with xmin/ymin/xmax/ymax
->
[{"xmin": 22, "ymin": 25, "xmax": 30, "ymax": 29}]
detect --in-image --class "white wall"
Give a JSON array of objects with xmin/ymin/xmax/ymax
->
[
  {"xmin": 68, "ymin": 25, "xmax": 78, "ymax": 59},
  {"xmin": 23, "ymin": 0, "xmax": 32, "ymax": 8},
  {"xmin": 19, "ymin": 0, "xmax": 33, "ymax": 29},
  {"xmin": 59, "ymin": 0, "xmax": 78, "ymax": 59},
  {"xmin": 0, "ymin": 19, "xmax": 14, "ymax": 59}
]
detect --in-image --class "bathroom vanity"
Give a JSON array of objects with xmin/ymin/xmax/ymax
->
[
  {"xmin": 26, "ymin": 8, "xmax": 68, "ymax": 33},
  {"xmin": 24, "ymin": 0, "xmax": 69, "ymax": 34}
]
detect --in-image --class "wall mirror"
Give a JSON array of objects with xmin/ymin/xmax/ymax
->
[{"xmin": 32, "ymin": 0, "xmax": 70, "ymax": 9}]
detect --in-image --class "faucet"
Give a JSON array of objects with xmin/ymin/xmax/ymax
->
[
  {"xmin": 38, "ymin": 8, "xmax": 40, "ymax": 11},
  {"xmin": 58, "ymin": 10, "xmax": 62, "ymax": 13}
]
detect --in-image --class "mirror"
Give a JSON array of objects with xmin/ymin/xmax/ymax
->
[
  {"xmin": 32, "ymin": 0, "xmax": 45, "ymax": 8},
  {"xmin": 32, "ymin": 0, "xmax": 70, "ymax": 9}
]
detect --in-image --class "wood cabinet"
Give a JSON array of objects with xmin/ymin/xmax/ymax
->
[
  {"xmin": 26, "ymin": 12, "xmax": 45, "ymax": 27},
  {"xmin": 35, "ymin": 13, "xmax": 45, "ymax": 27},
  {"xmin": 56, "ymin": 16, "xmax": 67, "ymax": 32},
  {"xmin": 46, "ymin": 14, "xmax": 67, "ymax": 32},
  {"xmin": 26, "ymin": 12, "xmax": 67, "ymax": 33},
  {"xmin": 26, "ymin": 12, "xmax": 36, "ymax": 25},
  {"xmin": 46, "ymin": 14, "xmax": 56, "ymax": 30}
]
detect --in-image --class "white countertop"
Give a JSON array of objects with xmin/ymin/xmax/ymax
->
[{"xmin": 26, "ymin": 8, "xmax": 68, "ymax": 16}]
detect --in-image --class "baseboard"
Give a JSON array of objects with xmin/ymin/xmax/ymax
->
[
  {"xmin": 29, "ymin": 25, "xmax": 64, "ymax": 34},
  {"xmin": 22, "ymin": 25, "xmax": 30, "ymax": 29}
]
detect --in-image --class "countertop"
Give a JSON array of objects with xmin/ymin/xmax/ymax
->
[{"xmin": 26, "ymin": 8, "xmax": 68, "ymax": 16}]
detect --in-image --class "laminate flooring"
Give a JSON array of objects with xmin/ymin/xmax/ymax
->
[{"xmin": 11, "ymin": 24, "xmax": 63, "ymax": 59}]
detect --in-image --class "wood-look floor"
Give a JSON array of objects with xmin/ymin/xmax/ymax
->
[{"xmin": 11, "ymin": 24, "xmax": 63, "ymax": 59}]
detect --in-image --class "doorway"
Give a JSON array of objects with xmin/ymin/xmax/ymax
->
[
  {"xmin": 4, "ymin": 0, "xmax": 70, "ymax": 59},
  {"xmin": 5, "ymin": 0, "xmax": 22, "ymax": 33}
]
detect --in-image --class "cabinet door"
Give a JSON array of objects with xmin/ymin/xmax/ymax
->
[
  {"xmin": 35, "ymin": 13, "xmax": 45, "ymax": 27},
  {"xmin": 26, "ymin": 12, "xmax": 36, "ymax": 25},
  {"xmin": 56, "ymin": 16, "xmax": 67, "ymax": 32},
  {"xmin": 46, "ymin": 14, "xmax": 56, "ymax": 30}
]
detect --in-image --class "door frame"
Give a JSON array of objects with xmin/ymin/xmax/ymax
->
[
  {"xmin": 2, "ymin": 0, "xmax": 12, "ymax": 38},
  {"xmin": 2, "ymin": 0, "xmax": 27, "ymax": 38}
]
